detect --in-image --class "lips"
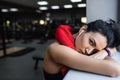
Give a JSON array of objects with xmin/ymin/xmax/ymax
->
[{"xmin": 79, "ymin": 49, "xmax": 88, "ymax": 55}]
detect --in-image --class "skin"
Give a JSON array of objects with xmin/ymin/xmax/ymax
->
[
  {"xmin": 43, "ymin": 25, "xmax": 120, "ymax": 77},
  {"xmin": 75, "ymin": 32, "xmax": 107, "ymax": 55}
]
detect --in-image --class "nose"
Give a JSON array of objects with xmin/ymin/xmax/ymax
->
[{"xmin": 86, "ymin": 47, "xmax": 94, "ymax": 55}]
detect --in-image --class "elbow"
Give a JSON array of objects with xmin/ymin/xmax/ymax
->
[{"xmin": 109, "ymin": 69, "xmax": 120, "ymax": 77}]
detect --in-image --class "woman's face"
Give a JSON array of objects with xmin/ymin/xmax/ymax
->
[{"xmin": 75, "ymin": 31, "xmax": 107, "ymax": 55}]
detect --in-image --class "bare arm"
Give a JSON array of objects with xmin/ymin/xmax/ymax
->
[
  {"xmin": 90, "ymin": 47, "xmax": 117, "ymax": 59},
  {"xmin": 105, "ymin": 56, "xmax": 118, "ymax": 63},
  {"xmin": 48, "ymin": 43, "xmax": 120, "ymax": 77}
]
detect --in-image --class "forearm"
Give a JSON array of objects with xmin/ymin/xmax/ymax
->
[
  {"xmin": 97, "ymin": 60, "xmax": 120, "ymax": 77},
  {"xmin": 90, "ymin": 47, "xmax": 117, "ymax": 60},
  {"xmin": 79, "ymin": 58, "xmax": 120, "ymax": 77},
  {"xmin": 104, "ymin": 57, "xmax": 120, "ymax": 77},
  {"xmin": 102, "ymin": 47, "xmax": 117, "ymax": 57},
  {"xmin": 108, "ymin": 47, "xmax": 117, "ymax": 55},
  {"xmin": 104, "ymin": 56, "xmax": 118, "ymax": 63}
]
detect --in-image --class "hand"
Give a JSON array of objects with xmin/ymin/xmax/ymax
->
[
  {"xmin": 89, "ymin": 50, "xmax": 108, "ymax": 60},
  {"xmin": 90, "ymin": 47, "xmax": 117, "ymax": 59}
]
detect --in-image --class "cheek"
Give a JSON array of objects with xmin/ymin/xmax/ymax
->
[{"xmin": 75, "ymin": 37, "xmax": 87, "ymax": 50}]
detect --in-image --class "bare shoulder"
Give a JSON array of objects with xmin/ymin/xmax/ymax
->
[
  {"xmin": 47, "ymin": 42, "xmax": 68, "ymax": 59},
  {"xmin": 47, "ymin": 41, "xmax": 84, "ymax": 64},
  {"xmin": 47, "ymin": 42, "xmax": 61, "ymax": 55},
  {"xmin": 47, "ymin": 42, "xmax": 60, "ymax": 50},
  {"xmin": 46, "ymin": 41, "xmax": 62, "ymax": 57}
]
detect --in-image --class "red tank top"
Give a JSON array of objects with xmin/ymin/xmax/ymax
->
[{"xmin": 55, "ymin": 25, "xmax": 75, "ymax": 76}]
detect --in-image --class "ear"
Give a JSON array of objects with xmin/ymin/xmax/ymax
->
[{"xmin": 78, "ymin": 25, "xmax": 87, "ymax": 33}]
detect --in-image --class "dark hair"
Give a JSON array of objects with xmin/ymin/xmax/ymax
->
[{"xmin": 86, "ymin": 19, "xmax": 120, "ymax": 48}]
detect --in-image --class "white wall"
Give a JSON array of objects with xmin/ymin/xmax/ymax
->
[{"xmin": 87, "ymin": 0, "xmax": 118, "ymax": 23}]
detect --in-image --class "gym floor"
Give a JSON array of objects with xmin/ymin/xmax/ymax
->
[{"xmin": 0, "ymin": 39, "xmax": 54, "ymax": 80}]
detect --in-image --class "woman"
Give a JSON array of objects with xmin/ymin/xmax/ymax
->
[{"xmin": 43, "ymin": 20, "xmax": 120, "ymax": 80}]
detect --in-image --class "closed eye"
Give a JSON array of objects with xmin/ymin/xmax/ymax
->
[{"xmin": 89, "ymin": 38, "xmax": 96, "ymax": 47}]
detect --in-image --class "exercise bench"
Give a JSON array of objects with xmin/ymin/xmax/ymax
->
[{"xmin": 32, "ymin": 55, "xmax": 44, "ymax": 70}]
